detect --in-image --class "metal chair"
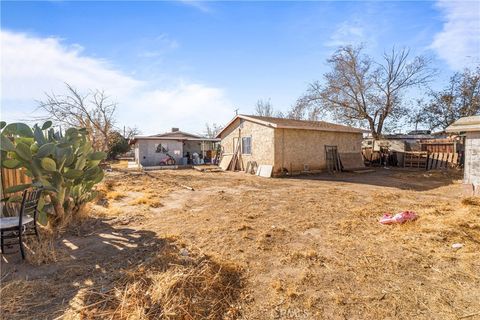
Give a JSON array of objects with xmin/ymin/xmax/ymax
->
[{"xmin": 0, "ymin": 188, "xmax": 43, "ymax": 259}]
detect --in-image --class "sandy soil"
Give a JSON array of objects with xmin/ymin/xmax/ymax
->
[{"xmin": 1, "ymin": 167, "xmax": 479, "ymax": 319}]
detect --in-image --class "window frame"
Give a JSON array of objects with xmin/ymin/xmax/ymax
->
[{"xmin": 241, "ymin": 136, "xmax": 252, "ymax": 155}]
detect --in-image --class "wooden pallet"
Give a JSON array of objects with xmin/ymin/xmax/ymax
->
[
  {"xmin": 426, "ymin": 152, "xmax": 459, "ymax": 170},
  {"xmin": 403, "ymin": 152, "xmax": 428, "ymax": 168}
]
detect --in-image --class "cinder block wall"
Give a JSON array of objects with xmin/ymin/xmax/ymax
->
[
  {"xmin": 137, "ymin": 140, "xmax": 183, "ymax": 166},
  {"xmin": 465, "ymin": 132, "xmax": 480, "ymax": 194}
]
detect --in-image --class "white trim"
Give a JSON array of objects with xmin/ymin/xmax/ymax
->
[{"xmin": 241, "ymin": 136, "xmax": 252, "ymax": 155}]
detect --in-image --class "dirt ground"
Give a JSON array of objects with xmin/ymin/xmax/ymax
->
[{"xmin": 1, "ymin": 165, "xmax": 480, "ymax": 319}]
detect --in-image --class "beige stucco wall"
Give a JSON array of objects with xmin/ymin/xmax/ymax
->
[
  {"xmin": 219, "ymin": 118, "xmax": 275, "ymax": 169},
  {"xmin": 219, "ymin": 118, "xmax": 363, "ymax": 174},
  {"xmin": 273, "ymin": 128, "xmax": 363, "ymax": 174}
]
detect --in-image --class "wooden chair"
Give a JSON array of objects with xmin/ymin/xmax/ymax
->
[{"xmin": 0, "ymin": 188, "xmax": 43, "ymax": 259}]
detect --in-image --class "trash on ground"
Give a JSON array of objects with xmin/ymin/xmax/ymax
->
[
  {"xmin": 452, "ymin": 243, "xmax": 464, "ymax": 250},
  {"xmin": 379, "ymin": 211, "xmax": 418, "ymax": 225}
]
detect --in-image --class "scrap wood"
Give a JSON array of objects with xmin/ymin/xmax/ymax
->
[
  {"xmin": 325, "ymin": 145, "xmax": 341, "ymax": 173},
  {"xmin": 352, "ymin": 169, "xmax": 375, "ymax": 174},
  {"xmin": 219, "ymin": 155, "xmax": 233, "ymax": 171},
  {"xmin": 339, "ymin": 152, "xmax": 366, "ymax": 171},
  {"xmin": 227, "ymin": 132, "xmax": 243, "ymax": 171},
  {"xmin": 245, "ymin": 161, "xmax": 258, "ymax": 175},
  {"xmin": 256, "ymin": 165, "xmax": 273, "ymax": 178},
  {"xmin": 193, "ymin": 166, "xmax": 223, "ymax": 173}
]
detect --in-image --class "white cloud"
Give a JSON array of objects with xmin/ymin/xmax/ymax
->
[
  {"xmin": 125, "ymin": 83, "xmax": 233, "ymax": 135},
  {"xmin": 1, "ymin": 31, "xmax": 143, "ymax": 103},
  {"xmin": 431, "ymin": 0, "xmax": 480, "ymax": 70},
  {"xmin": 178, "ymin": 0, "xmax": 211, "ymax": 13},
  {"xmin": 1, "ymin": 30, "xmax": 234, "ymax": 134},
  {"xmin": 137, "ymin": 33, "xmax": 179, "ymax": 58},
  {"xmin": 325, "ymin": 19, "xmax": 376, "ymax": 47}
]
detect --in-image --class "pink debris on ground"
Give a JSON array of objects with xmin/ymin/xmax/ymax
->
[{"xmin": 379, "ymin": 211, "xmax": 418, "ymax": 225}]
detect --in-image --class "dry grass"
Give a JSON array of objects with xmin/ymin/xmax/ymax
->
[
  {"xmin": 106, "ymin": 191, "xmax": 127, "ymax": 200},
  {"xmin": 129, "ymin": 195, "xmax": 163, "ymax": 208},
  {"xmin": 24, "ymin": 230, "xmax": 63, "ymax": 265},
  {"xmin": 462, "ymin": 196, "xmax": 480, "ymax": 206},
  {"xmin": 0, "ymin": 279, "xmax": 60, "ymax": 317},
  {"xmin": 65, "ymin": 244, "xmax": 242, "ymax": 320},
  {"xmin": 2, "ymin": 168, "xmax": 479, "ymax": 319}
]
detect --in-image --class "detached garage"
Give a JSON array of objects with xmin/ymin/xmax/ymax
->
[{"xmin": 216, "ymin": 115, "xmax": 367, "ymax": 176}]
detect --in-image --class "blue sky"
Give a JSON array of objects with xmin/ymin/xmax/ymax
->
[{"xmin": 1, "ymin": 1, "xmax": 479, "ymax": 134}]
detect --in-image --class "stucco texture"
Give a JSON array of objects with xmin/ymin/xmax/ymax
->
[
  {"xmin": 273, "ymin": 128, "xmax": 362, "ymax": 174},
  {"xmin": 219, "ymin": 118, "xmax": 275, "ymax": 170},
  {"xmin": 219, "ymin": 119, "xmax": 362, "ymax": 175}
]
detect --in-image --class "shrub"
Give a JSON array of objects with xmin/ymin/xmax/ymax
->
[{"xmin": 0, "ymin": 121, "xmax": 106, "ymax": 227}]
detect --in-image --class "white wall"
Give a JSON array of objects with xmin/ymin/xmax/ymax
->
[
  {"xmin": 465, "ymin": 132, "xmax": 480, "ymax": 194},
  {"xmin": 136, "ymin": 139, "xmax": 183, "ymax": 166}
]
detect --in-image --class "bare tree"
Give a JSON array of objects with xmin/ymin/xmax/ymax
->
[
  {"xmin": 296, "ymin": 45, "xmax": 435, "ymax": 138},
  {"xmin": 254, "ymin": 99, "xmax": 287, "ymax": 118},
  {"xmin": 204, "ymin": 123, "xmax": 223, "ymax": 138},
  {"xmin": 37, "ymin": 83, "xmax": 117, "ymax": 151},
  {"xmin": 124, "ymin": 126, "xmax": 141, "ymax": 139},
  {"xmin": 254, "ymin": 99, "xmax": 275, "ymax": 117},
  {"xmin": 408, "ymin": 99, "xmax": 429, "ymax": 131},
  {"xmin": 419, "ymin": 66, "xmax": 480, "ymax": 130}
]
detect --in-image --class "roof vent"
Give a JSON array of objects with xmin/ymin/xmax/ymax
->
[{"xmin": 171, "ymin": 127, "xmax": 179, "ymax": 132}]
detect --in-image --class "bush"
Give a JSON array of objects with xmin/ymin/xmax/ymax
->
[{"xmin": 107, "ymin": 131, "xmax": 130, "ymax": 160}]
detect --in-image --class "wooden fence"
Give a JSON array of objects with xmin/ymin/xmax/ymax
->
[
  {"xmin": 403, "ymin": 151, "xmax": 460, "ymax": 170},
  {"xmin": 0, "ymin": 168, "xmax": 32, "ymax": 199},
  {"xmin": 426, "ymin": 152, "xmax": 459, "ymax": 170}
]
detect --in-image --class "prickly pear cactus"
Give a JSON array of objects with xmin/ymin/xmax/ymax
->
[{"xmin": 0, "ymin": 121, "xmax": 106, "ymax": 226}]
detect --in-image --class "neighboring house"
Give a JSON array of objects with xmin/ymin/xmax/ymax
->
[
  {"xmin": 446, "ymin": 116, "xmax": 480, "ymax": 195},
  {"xmin": 215, "ymin": 114, "xmax": 367, "ymax": 175},
  {"xmin": 130, "ymin": 128, "xmax": 220, "ymax": 167}
]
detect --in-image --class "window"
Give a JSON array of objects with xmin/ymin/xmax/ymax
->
[
  {"xmin": 242, "ymin": 137, "xmax": 251, "ymax": 154},
  {"xmin": 155, "ymin": 144, "xmax": 168, "ymax": 153}
]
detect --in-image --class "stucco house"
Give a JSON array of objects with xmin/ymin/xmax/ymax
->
[
  {"xmin": 215, "ymin": 115, "xmax": 367, "ymax": 176},
  {"xmin": 446, "ymin": 116, "xmax": 480, "ymax": 195},
  {"xmin": 130, "ymin": 128, "xmax": 220, "ymax": 167}
]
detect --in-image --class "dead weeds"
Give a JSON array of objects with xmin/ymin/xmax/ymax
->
[
  {"xmin": 2, "ymin": 168, "xmax": 479, "ymax": 319},
  {"xmin": 65, "ymin": 244, "xmax": 243, "ymax": 320}
]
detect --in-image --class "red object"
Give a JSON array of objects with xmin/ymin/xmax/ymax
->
[{"xmin": 379, "ymin": 211, "xmax": 418, "ymax": 225}]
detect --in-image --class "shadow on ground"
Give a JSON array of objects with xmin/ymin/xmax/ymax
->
[
  {"xmin": 284, "ymin": 167, "xmax": 462, "ymax": 191},
  {"xmin": 1, "ymin": 217, "xmax": 242, "ymax": 319}
]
